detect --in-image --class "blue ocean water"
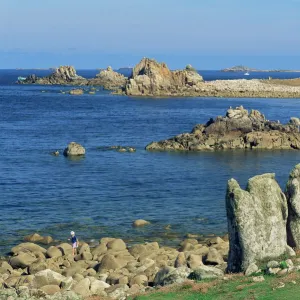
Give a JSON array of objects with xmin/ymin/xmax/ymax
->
[{"xmin": 1, "ymin": 70, "xmax": 300, "ymax": 254}]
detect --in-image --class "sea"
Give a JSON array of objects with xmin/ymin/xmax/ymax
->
[{"xmin": 1, "ymin": 69, "xmax": 300, "ymax": 254}]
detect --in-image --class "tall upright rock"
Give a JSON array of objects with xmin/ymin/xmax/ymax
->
[
  {"xmin": 226, "ymin": 173, "xmax": 293, "ymax": 272},
  {"xmin": 286, "ymin": 164, "xmax": 300, "ymax": 248},
  {"xmin": 125, "ymin": 58, "xmax": 204, "ymax": 96}
]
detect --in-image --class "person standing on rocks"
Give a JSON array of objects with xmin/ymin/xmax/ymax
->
[{"xmin": 68, "ymin": 231, "xmax": 79, "ymax": 256}]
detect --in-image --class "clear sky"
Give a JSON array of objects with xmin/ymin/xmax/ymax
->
[{"xmin": 0, "ymin": 0, "xmax": 299, "ymax": 69}]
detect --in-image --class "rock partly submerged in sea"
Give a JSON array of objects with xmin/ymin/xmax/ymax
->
[
  {"xmin": 69, "ymin": 89, "xmax": 84, "ymax": 95},
  {"xmin": 63, "ymin": 142, "xmax": 85, "ymax": 156},
  {"xmin": 132, "ymin": 219, "xmax": 151, "ymax": 227},
  {"xmin": 20, "ymin": 66, "xmax": 88, "ymax": 85},
  {"xmin": 97, "ymin": 145, "xmax": 136, "ymax": 153},
  {"xmin": 124, "ymin": 57, "xmax": 204, "ymax": 96},
  {"xmin": 146, "ymin": 106, "xmax": 300, "ymax": 151}
]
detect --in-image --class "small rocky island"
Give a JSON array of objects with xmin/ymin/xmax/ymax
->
[
  {"xmin": 221, "ymin": 65, "xmax": 300, "ymax": 72},
  {"xmin": 221, "ymin": 65, "xmax": 259, "ymax": 72},
  {"xmin": 20, "ymin": 66, "xmax": 88, "ymax": 85},
  {"xmin": 146, "ymin": 106, "xmax": 300, "ymax": 151},
  {"xmin": 19, "ymin": 66, "xmax": 127, "ymax": 88}
]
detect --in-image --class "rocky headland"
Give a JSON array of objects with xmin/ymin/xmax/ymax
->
[
  {"xmin": 146, "ymin": 106, "xmax": 300, "ymax": 151},
  {"xmin": 2, "ymin": 165, "xmax": 300, "ymax": 299},
  {"xmin": 17, "ymin": 58, "xmax": 300, "ymax": 98}
]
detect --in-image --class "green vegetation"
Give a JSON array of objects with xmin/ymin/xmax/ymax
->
[
  {"xmin": 185, "ymin": 64, "xmax": 197, "ymax": 72},
  {"xmin": 131, "ymin": 272, "xmax": 300, "ymax": 300},
  {"xmin": 280, "ymin": 261, "xmax": 288, "ymax": 269}
]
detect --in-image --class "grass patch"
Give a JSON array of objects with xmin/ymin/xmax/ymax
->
[{"xmin": 131, "ymin": 272, "xmax": 300, "ymax": 300}]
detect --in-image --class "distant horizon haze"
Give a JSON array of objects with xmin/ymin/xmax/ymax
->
[
  {"xmin": 1, "ymin": 53, "xmax": 300, "ymax": 71},
  {"xmin": 1, "ymin": 0, "xmax": 299, "ymax": 69}
]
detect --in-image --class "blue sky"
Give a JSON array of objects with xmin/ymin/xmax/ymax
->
[{"xmin": 0, "ymin": 0, "xmax": 299, "ymax": 69}]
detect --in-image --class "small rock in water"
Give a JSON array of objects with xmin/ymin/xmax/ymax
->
[
  {"xmin": 133, "ymin": 219, "xmax": 150, "ymax": 227},
  {"xmin": 24, "ymin": 233, "xmax": 43, "ymax": 242},
  {"xmin": 69, "ymin": 89, "xmax": 84, "ymax": 95},
  {"xmin": 63, "ymin": 142, "xmax": 85, "ymax": 156},
  {"xmin": 99, "ymin": 145, "xmax": 136, "ymax": 153},
  {"xmin": 186, "ymin": 233, "xmax": 200, "ymax": 238}
]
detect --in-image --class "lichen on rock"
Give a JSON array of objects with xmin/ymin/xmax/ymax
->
[
  {"xmin": 226, "ymin": 173, "xmax": 293, "ymax": 272},
  {"xmin": 286, "ymin": 163, "xmax": 300, "ymax": 248}
]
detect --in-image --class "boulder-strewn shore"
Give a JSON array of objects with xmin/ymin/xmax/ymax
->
[
  {"xmin": 18, "ymin": 58, "xmax": 300, "ymax": 98},
  {"xmin": 2, "ymin": 164, "xmax": 300, "ymax": 299},
  {"xmin": 146, "ymin": 106, "xmax": 300, "ymax": 151},
  {"xmin": 0, "ymin": 233, "xmax": 229, "ymax": 299}
]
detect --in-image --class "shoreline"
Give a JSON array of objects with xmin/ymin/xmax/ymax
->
[
  {"xmin": 0, "ymin": 228, "xmax": 227, "ymax": 258},
  {"xmin": 16, "ymin": 58, "xmax": 300, "ymax": 99},
  {"xmin": 0, "ymin": 231, "xmax": 229, "ymax": 299}
]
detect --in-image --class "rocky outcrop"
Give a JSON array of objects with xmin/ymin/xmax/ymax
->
[
  {"xmin": 124, "ymin": 58, "xmax": 204, "ymax": 96},
  {"xmin": 286, "ymin": 164, "xmax": 300, "ymax": 248},
  {"xmin": 20, "ymin": 66, "xmax": 87, "ymax": 85},
  {"xmin": 146, "ymin": 106, "xmax": 300, "ymax": 151},
  {"xmin": 88, "ymin": 66, "xmax": 127, "ymax": 90},
  {"xmin": 63, "ymin": 142, "xmax": 85, "ymax": 156},
  {"xmin": 226, "ymin": 173, "xmax": 294, "ymax": 272},
  {"xmin": 69, "ymin": 89, "xmax": 84, "ymax": 95}
]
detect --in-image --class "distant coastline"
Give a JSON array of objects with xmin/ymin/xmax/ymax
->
[{"xmin": 221, "ymin": 65, "xmax": 300, "ymax": 72}]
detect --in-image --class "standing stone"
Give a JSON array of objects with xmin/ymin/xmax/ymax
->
[
  {"xmin": 226, "ymin": 173, "xmax": 292, "ymax": 272},
  {"xmin": 286, "ymin": 164, "xmax": 300, "ymax": 248},
  {"xmin": 63, "ymin": 142, "xmax": 85, "ymax": 156}
]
